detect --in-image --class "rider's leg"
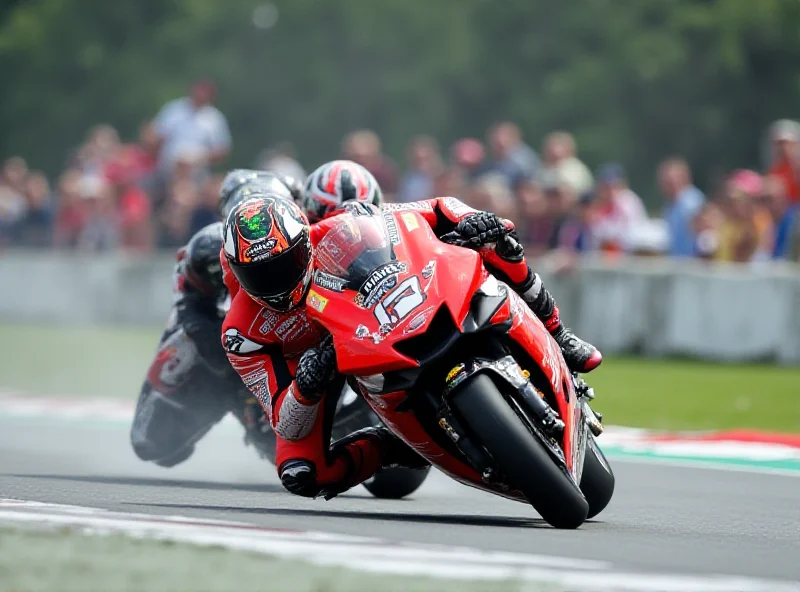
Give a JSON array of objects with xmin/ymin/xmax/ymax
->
[
  {"xmin": 274, "ymin": 378, "xmax": 425, "ymax": 499},
  {"xmin": 481, "ymin": 243, "xmax": 602, "ymax": 373},
  {"xmin": 130, "ymin": 328, "xmax": 230, "ymax": 466}
]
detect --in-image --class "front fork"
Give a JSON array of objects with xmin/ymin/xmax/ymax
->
[
  {"xmin": 436, "ymin": 356, "xmax": 603, "ymax": 487},
  {"xmin": 573, "ymin": 375, "xmax": 603, "ymax": 437}
]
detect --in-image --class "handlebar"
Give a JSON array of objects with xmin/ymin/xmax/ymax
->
[{"xmin": 438, "ymin": 231, "xmax": 471, "ymax": 247}]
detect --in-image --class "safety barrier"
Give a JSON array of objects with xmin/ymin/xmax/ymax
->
[{"xmin": 1, "ymin": 251, "xmax": 798, "ymax": 364}]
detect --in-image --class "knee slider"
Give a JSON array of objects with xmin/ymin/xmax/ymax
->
[{"xmin": 279, "ymin": 459, "xmax": 321, "ymax": 498}]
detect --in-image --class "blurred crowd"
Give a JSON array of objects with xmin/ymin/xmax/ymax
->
[{"xmin": 1, "ymin": 80, "xmax": 799, "ymax": 264}]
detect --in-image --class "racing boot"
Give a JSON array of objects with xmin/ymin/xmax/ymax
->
[
  {"xmin": 333, "ymin": 426, "xmax": 429, "ymax": 472},
  {"xmin": 519, "ymin": 271, "xmax": 602, "ymax": 373}
]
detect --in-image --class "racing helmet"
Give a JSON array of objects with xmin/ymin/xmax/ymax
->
[
  {"xmin": 302, "ymin": 160, "xmax": 383, "ymax": 223},
  {"xmin": 219, "ymin": 169, "xmax": 298, "ymax": 218},
  {"xmin": 222, "ymin": 194, "xmax": 312, "ymax": 312},
  {"xmin": 183, "ymin": 222, "xmax": 225, "ymax": 295}
]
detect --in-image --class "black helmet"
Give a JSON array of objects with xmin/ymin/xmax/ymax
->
[
  {"xmin": 219, "ymin": 170, "xmax": 296, "ymax": 218},
  {"xmin": 222, "ymin": 195, "xmax": 312, "ymax": 312},
  {"xmin": 279, "ymin": 174, "xmax": 304, "ymax": 204},
  {"xmin": 183, "ymin": 222, "xmax": 225, "ymax": 295}
]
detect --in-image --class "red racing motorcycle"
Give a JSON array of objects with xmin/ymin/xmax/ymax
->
[{"xmin": 307, "ymin": 208, "xmax": 614, "ymax": 528}]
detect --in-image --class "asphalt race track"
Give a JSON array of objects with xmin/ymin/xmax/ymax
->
[{"xmin": 0, "ymin": 414, "xmax": 798, "ymax": 583}]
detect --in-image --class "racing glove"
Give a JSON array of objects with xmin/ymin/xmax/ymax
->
[
  {"xmin": 495, "ymin": 231, "xmax": 525, "ymax": 263},
  {"xmin": 295, "ymin": 334, "xmax": 337, "ymax": 402},
  {"xmin": 454, "ymin": 212, "xmax": 513, "ymax": 248}
]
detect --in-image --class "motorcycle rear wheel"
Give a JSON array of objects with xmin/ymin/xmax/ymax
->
[
  {"xmin": 451, "ymin": 373, "xmax": 589, "ymax": 529},
  {"xmin": 362, "ymin": 466, "xmax": 432, "ymax": 500}
]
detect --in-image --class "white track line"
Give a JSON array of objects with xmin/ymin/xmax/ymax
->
[{"xmin": 0, "ymin": 499, "xmax": 797, "ymax": 592}]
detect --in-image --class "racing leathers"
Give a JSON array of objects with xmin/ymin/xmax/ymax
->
[
  {"xmin": 222, "ymin": 196, "xmax": 600, "ymax": 498},
  {"xmin": 131, "ymin": 223, "xmax": 271, "ymax": 466}
]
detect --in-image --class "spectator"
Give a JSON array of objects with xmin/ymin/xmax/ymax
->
[
  {"xmin": 53, "ymin": 169, "xmax": 87, "ymax": 248},
  {"xmin": 692, "ymin": 201, "xmax": 725, "ymax": 260},
  {"xmin": 486, "ymin": 122, "xmax": 539, "ymax": 187},
  {"xmin": 398, "ymin": 135, "xmax": 443, "ymax": 202},
  {"xmin": 715, "ymin": 170, "xmax": 772, "ymax": 263},
  {"xmin": 76, "ymin": 175, "xmax": 118, "ymax": 252},
  {"xmin": 450, "ymin": 138, "xmax": 486, "ymax": 181},
  {"xmin": 157, "ymin": 179, "xmax": 197, "ymax": 248},
  {"xmin": 258, "ymin": 142, "xmax": 307, "ymax": 183},
  {"xmin": 766, "ymin": 119, "xmax": 800, "ymax": 204},
  {"xmin": 540, "ymin": 173, "xmax": 581, "ymax": 251},
  {"xmin": 763, "ymin": 174, "xmax": 798, "ymax": 260},
  {"xmin": 0, "ymin": 157, "xmax": 29, "ymax": 245},
  {"xmin": 539, "ymin": 131, "xmax": 593, "ymax": 196},
  {"xmin": 557, "ymin": 191, "xmax": 596, "ymax": 254},
  {"xmin": 75, "ymin": 125, "xmax": 121, "ymax": 176},
  {"xmin": 151, "ymin": 80, "xmax": 232, "ymax": 177},
  {"xmin": 658, "ymin": 157, "xmax": 706, "ymax": 257},
  {"xmin": 342, "ymin": 129, "xmax": 399, "ymax": 199},
  {"xmin": 109, "ymin": 166, "xmax": 153, "ymax": 253},
  {"xmin": 15, "ymin": 171, "xmax": 54, "ymax": 248},
  {"xmin": 188, "ymin": 174, "xmax": 223, "ymax": 236},
  {"xmin": 589, "ymin": 163, "xmax": 648, "ymax": 253},
  {"xmin": 104, "ymin": 123, "xmax": 158, "ymax": 191},
  {"xmin": 516, "ymin": 179, "xmax": 555, "ymax": 254},
  {"xmin": 432, "ymin": 167, "xmax": 467, "ymax": 200}
]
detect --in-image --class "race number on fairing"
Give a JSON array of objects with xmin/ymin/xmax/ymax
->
[{"xmin": 374, "ymin": 276, "xmax": 425, "ymax": 326}]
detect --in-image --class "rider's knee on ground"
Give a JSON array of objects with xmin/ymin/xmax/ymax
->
[
  {"xmin": 278, "ymin": 459, "xmax": 321, "ymax": 498},
  {"xmin": 130, "ymin": 386, "xmax": 202, "ymax": 465}
]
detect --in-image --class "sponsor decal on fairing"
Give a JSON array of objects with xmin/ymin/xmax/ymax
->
[
  {"xmin": 313, "ymin": 270, "xmax": 347, "ymax": 293},
  {"xmin": 421, "ymin": 260, "xmax": 435, "ymax": 279},
  {"xmin": 374, "ymin": 276, "xmax": 425, "ymax": 326},
  {"xmin": 400, "ymin": 212, "xmax": 419, "ymax": 231},
  {"xmin": 307, "ymin": 290, "xmax": 329, "ymax": 313},
  {"xmin": 355, "ymin": 262, "xmax": 407, "ymax": 308},
  {"xmin": 403, "ymin": 305, "xmax": 435, "ymax": 335},
  {"xmin": 382, "ymin": 212, "xmax": 401, "ymax": 245}
]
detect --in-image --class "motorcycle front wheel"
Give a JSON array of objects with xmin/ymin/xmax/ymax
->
[
  {"xmin": 580, "ymin": 435, "xmax": 615, "ymax": 519},
  {"xmin": 450, "ymin": 373, "xmax": 589, "ymax": 529}
]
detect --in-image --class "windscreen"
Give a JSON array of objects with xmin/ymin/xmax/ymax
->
[{"xmin": 314, "ymin": 210, "xmax": 395, "ymax": 288}]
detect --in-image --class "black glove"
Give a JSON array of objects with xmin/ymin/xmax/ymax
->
[
  {"xmin": 495, "ymin": 230, "xmax": 525, "ymax": 263},
  {"xmin": 455, "ymin": 212, "xmax": 510, "ymax": 248},
  {"xmin": 295, "ymin": 334, "xmax": 337, "ymax": 401}
]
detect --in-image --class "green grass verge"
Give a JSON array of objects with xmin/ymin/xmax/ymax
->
[
  {"xmin": 0, "ymin": 324, "xmax": 161, "ymax": 399},
  {"xmin": 0, "ymin": 526, "xmax": 523, "ymax": 592},
  {"xmin": 1, "ymin": 323, "xmax": 798, "ymax": 432},
  {"xmin": 589, "ymin": 356, "xmax": 800, "ymax": 433}
]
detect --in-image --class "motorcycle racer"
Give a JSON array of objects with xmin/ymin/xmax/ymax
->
[
  {"xmin": 300, "ymin": 161, "xmax": 599, "ymax": 374},
  {"xmin": 221, "ymin": 186, "xmax": 601, "ymax": 499},
  {"xmin": 130, "ymin": 170, "xmax": 298, "ymax": 466}
]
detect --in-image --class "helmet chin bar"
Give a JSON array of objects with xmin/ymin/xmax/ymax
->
[{"xmin": 258, "ymin": 267, "xmax": 313, "ymax": 313}]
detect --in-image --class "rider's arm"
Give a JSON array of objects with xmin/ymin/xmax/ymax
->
[
  {"xmin": 224, "ymin": 340, "xmax": 294, "ymax": 425},
  {"xmin": 384, "ymin": 197, "xmax": 486, "ymax": 236},
  {"xmin": 386, "ymin": 197, "xmax": 530, "ymax": 285},
  {"xmin": 175, "ymin": 286, "xmax": 232, "ymax": 376}
]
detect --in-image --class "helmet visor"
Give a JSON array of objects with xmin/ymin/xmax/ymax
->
[{"xmin": 230, "ymin": 236, "xmax": 311, "ymax": 300}]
